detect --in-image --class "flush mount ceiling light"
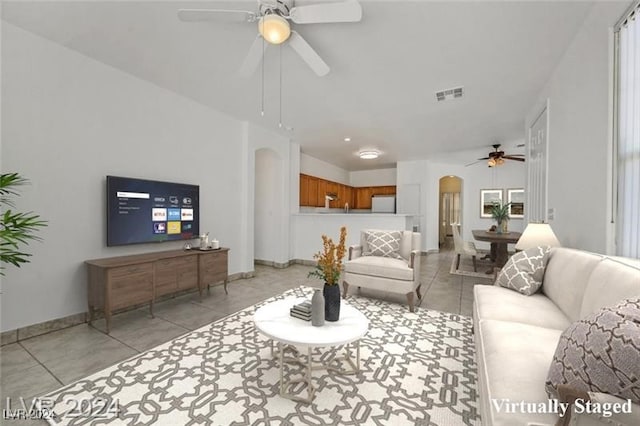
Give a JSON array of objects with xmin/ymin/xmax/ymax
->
[
  {"xmin": 359, "ymin": 150, "xmax": 380, "ymax": 160},
  {"xmin": 258, "ymin": 13, "xmax": 291, "ymax": 44}
]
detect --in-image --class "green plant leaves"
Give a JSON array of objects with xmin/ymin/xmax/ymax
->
[{"xmin": 0, "ymin": 173, "xmax": 47, "ymax": 275}]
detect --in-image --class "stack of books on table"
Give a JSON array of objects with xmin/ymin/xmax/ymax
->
[{"xmin": 290, "ymin": 301, "xmax": 312, "ymax": 321}]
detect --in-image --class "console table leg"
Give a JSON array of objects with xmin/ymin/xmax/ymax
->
[
  {"xmin": 224, "ymin": 279, "xmax": 228, "ymax": 295},
  {"xmin": 150, "ymin": 301, "xmax": 154, "ymax": 319},
  {"xmin": 105, "ymin": 311, "xmax": 112, "ymax": 334}
]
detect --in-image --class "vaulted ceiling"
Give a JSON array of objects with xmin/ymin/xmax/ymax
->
[{"xmin": 2, "ymin": 1, "xmax": 598, "ymax": 170}]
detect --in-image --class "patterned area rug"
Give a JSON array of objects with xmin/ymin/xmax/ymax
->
[
  {"xmin": 449, "ymin": 253, "xmax": 496, "ymax": 280},
  {"xmin": 41, "ymin": 287, "xmax": 480, "ymax": 425}
]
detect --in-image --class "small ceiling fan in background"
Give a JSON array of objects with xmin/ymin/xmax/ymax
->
[
  {"xmin": 178, "ymin": 0, "xmax": 363, "ymax": 77},
  {"xmin": 466, "ymin": 144, "xmax": 525, "ymax": 167}
]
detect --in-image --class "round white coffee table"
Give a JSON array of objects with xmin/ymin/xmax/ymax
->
[{"xmin": 254, "ymin": 296, "xmax": 369, "ymax": 403}]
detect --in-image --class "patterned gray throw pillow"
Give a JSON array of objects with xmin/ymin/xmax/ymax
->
[
  {"xmin": 364, "ymin": 231, "xmax": 403, "ymax": 259},
  {"xmin": 545, "ymin": 298, "xmax": 640, "ymax": 404},
  {"xmin": 495, "ymin": 246, "xmax": 550, "ymax": 295}
]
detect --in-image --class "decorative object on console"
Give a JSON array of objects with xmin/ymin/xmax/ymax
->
[
  {"xmin": 311, "ymin": 289, "xmax": 325, "ymax": 326},
  {"xmin": 308, "ymin": 226, "xmax": 347, "ymax": 321},
  {"xmin": 199, "ymin": 232, "xmax": 209, "ymax": 250},
  {"xmin": 211, "ymin": 238, "xmax": 220, "ymax": 250},
  {"xmin": 496, "ymin": 246, "xmax": 550, "ymax": 295},
  {"xmin": 545, "ymin": 297, "xmax": 640, "ymax": 404},
  {"xmin": 515, "ymin": 222, "xmax": 561, "ymax": 251}
]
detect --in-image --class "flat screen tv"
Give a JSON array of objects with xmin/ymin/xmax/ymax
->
[{"xmin": 106, "ymin": 176, "xmax": 200, "ymax": 247}]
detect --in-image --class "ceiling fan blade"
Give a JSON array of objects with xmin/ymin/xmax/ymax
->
[
  {"xmin": 465, "ymin": 160, "xmax": 482, "ymax": 167},
  {"xmin": 477, "ymin": 157, "xmax": 490, "ymax": 160},
  {"xmin": 287, "ymin": 31, "xmax": 330, "ymax": 76},
  {"xmin": 503, "ymin": 156, "xmax": 526, "ymax": 162},
  {"xmin": 178, "ymin": 9, "xmax": 257, "ymax": 23},
  {"xmin": 239, "ymin": 35, "xmax": 266, "ymax": 77},
  {"xmin": 289, "ymin": 0, "xmax": 362, "ymax": 24}
]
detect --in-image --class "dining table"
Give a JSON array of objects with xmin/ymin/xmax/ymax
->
[{"xmin": 472, "ymin": 230, "xmax": 522, "ymax": 269}]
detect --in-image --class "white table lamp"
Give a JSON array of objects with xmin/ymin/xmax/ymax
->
[{"xmin": 515, "ymin": 223, "xmax": 561, "ymax": 250}]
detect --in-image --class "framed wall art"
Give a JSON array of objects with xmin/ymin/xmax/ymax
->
[
  {"xmin": 480, "ymin": 189, "xmax": 503, "ymax": 218},
  {"xmin": 507, "ymin": 188, "xmax": 525, "ymax": 218}
]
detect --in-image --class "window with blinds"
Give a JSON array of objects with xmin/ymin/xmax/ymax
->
[{"xmin": 614, "ymin": 1, "xmax": 640, "ymax": 258}]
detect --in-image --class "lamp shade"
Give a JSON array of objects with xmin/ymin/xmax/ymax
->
[
  {"xmin": 515, "ymin": 223, "xmax": 561, "ymax": 251},
  {"xmin": 258, "ymin": 14, "xmax": 290, "ymax": 45}
]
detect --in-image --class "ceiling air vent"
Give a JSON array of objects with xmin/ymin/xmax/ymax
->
[{"xmin": 436, "ymin": 86, "xmax": 464, "ymax": 102}]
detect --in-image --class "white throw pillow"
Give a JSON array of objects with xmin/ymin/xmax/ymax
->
[
  {"xmin": 496, "ymin": 246, "xmax": 550, "ymax": 296},
  {"xmin": 363, "ymin": 231, "xmax": 403, "ymax": 259}
]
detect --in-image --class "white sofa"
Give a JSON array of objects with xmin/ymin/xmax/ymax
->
[
  {"xmin": 342, "ymin": 230, "xmax": 421, "ymax": 311},
  {"xmin": 474, "ymin": 247, "xmax": 640, "ymax": 426}
]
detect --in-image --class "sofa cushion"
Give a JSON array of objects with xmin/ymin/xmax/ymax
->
[
  {"xmin": 474, "ymin": 285, "xmax": 571, "ymax": 330},
  {"xmin": 344, "ymin": 256, "xmax": 413, "ymax": 281},
  {"xmin": 545, "ymin": 298, "xmax": 640, "ymax": 403},
  {"xmin": 363, "ymin": 230, "xmax": 403, "ymax": 259},
  {"xmin": 542, "ymin": 248, "xmax": 604, "ymax": 322},
  {"xmin": 477, "ymin": 319, "xmax": 563, "ymax": 426},
  {"xmin": 580, "ymin": 256, "xmax": 640, "ymax": 318},
  {"xmin": 496, "ymin": 246, "xmax": 549, "ymax": 295}
]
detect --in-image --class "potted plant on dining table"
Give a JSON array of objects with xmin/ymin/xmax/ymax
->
[
  {"xmin": 490, "ymin": 201, "xmax": 511, "ymax": 234},
  {"xmin": 308, "ymin": 226, "xmax": 347, "ymax": 322}
]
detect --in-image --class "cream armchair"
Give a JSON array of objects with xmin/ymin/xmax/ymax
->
[{"xmin": 342, "ymin": 229, "xmax": 422, "ymax": 312}]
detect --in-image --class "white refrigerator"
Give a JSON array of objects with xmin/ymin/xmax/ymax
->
[{"xmin": 371, "ymin": 195, "xmax": 396, "ymax": 213}]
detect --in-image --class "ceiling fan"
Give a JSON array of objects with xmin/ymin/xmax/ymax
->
[
  {"xmin": 466, "ymin": 144, "xmax": 525, "ymax": 167},
  {"xmin": 177, "ymin": 0, "xmax": 363, "ymax": 77}
]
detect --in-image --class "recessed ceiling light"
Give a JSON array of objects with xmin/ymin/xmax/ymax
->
[
  {"xmin": 358, "ymin": 150, "xmax": 380, "ymax": 160},
  {"xmin": 344, "ymin": 137, "xmax": 351, "ymax": 142}
]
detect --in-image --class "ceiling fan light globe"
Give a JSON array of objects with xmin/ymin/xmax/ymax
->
[
  {"xmin": 258, "ymin": 14, "xmax": 291, "ymax": 44},
  {"xmin": 487, "ymin": 158, "xmax": 497, "ymax": 167}
]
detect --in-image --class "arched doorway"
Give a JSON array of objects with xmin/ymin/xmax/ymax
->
[
  {"xmin": 439, "ymin": 176, "xmax": 463, "ymax": 246},
  {"xmin": 254, "ymin": 148, "xmax": 283, "ymax": 264}
]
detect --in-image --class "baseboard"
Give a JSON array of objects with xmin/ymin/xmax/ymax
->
[
  {"xmin": 254, "ymin": 259, "xmax": 293, "ymax": 269},
  {"xmin": 1, "ymin": 311, "xmax": 87, "ymax": 346},
  {"xmin": 0, "ymin": 272, "xmax": 249, "ymax": 346}
]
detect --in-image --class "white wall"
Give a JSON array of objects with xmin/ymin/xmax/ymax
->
[
  {"xmin": 0, "ymin": 23, "xmax": 286, "ymax": 331},
  {"xmin": 457, "ymin": 161, "xmax": 526, "ymax": 250},
  {"xmin": 349, "ymin": 168, "xmax": 397, "ymax": 186},
  {"xmin": 526, "ymin": 1, "xmax": 628, "ymax": 253},
  {"xmin": 254, "ymin": 149, "xmax": 281, "ymax": 263},
  {"xmin": 397, "ymin": 158, "xmax": 526, "ymax": 252},
  {"xmin": 300, "ymin": 153, "xmax": 349, "ymax": 184},
  {"xmin": 248, "ymin": 124, "xmax": 292, "ymax": 266}
]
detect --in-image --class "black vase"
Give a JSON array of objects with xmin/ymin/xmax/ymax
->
[{"xmin": 323, "ymin": 283, "xmax": 341, "ymax": 322}]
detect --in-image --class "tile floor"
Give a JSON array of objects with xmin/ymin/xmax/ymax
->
[{"xmin": 0, "ymin": 241, "xmax": 491, "ymax": 424}]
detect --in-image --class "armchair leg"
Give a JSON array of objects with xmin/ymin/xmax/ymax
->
[
  {"xmin": 406, "ymin": 292, "xmax": 415, "ymax": 312},
  {"xmin": 416, "ymin": 283, "xmax": 422, "ymax": 300},
  {"xmin": 472, "ymin": 256, "xmax": 477, "ymax": 272},
  {"xmin": 342, "ymin": 282, "xmax": 349, "ymax": 298},
  {"xmin": 455, "ymin": 254, "xmax": 461, "ymax": 270}
]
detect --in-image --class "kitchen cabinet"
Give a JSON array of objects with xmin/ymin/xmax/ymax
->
[
  {"xmin": 316, "ymin": 179, "xmax": 327, "ymax": 207},
  {"xmin": 355, "ymin": 187, "xmax": 374, "ymax": 209},
  {"xmin": 300, "ymin": 174, "xmax": 310, "ymax": 206},
  {"xmin": 298, "ymin": 174, "xmax": 395, "ymax": 209}
]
